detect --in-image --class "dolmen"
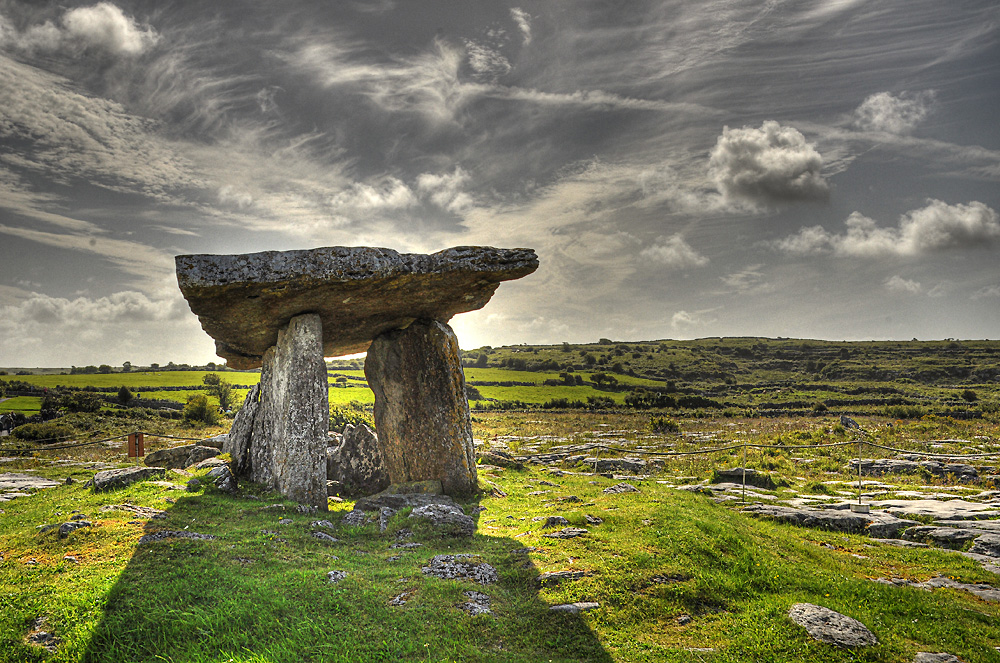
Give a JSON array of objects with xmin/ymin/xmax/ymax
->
[{"xmin": 176, "ymin": 245, "xmax": 538, "ymax": 509}]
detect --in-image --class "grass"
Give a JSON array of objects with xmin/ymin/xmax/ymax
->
[
  {"xmin": 0, "ymin": 397, "xmax": 42, "ymax": 414},
  {"xmin": 2, "ymin": 407, "xmax": 1000, "ymax": 662}
]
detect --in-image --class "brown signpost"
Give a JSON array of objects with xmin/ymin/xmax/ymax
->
[{"xmin": 127, "ymin": 432, "xmax": 145, "ymax": 458}]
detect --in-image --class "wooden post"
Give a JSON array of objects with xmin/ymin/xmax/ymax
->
[
  {"xmin": 127, "ymin": 433, "xmax": 136, "ymax": 457},
  {"xmin": 136, "ymin": 432, "xmax": 144, "ymax": 457}
]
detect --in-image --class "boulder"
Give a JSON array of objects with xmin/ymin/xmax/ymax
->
[
  {"xmin": 969, "ymin": 533, "xmax": 1000, "ymax": 558},
  {"xmin": 550, "ymin": 602, "xmax": 600, "ymax": 614},
  {"xmin": 326, "ymin": 423, "xmax": 389, "ymax": 496},
  {"xmin": 88, "ymin": 467, "xmax": 165, "ymax": 491},
  {"xmin": 198, "ymin": 434, "xmax": 227, "ymax": 450},
  {"xmin": 224, "ymin": 384, "xmax": 259, "ymax": 477},
  {"xmin": 408, "ymin": 503, "xmax": 476, "ymax": 537},
  {"xmin": 144, "ymin": 444, "xmax": 198, "ymax": 470},
  {"xmin": 175, "ymin": 246, "xmax": 538, "ymax": 369},
  {"xmin": 477, "ymin": 449, "xmax": 524, "ymax": 470},
  {"xmin": 589, "ymin": 458, "xmax": 647, "ymax": 473},
  {"xmin": 788, "ymin": 603, "xmax": 877, "ymax": 648},
  {"xmin": 902, "ymin": 526, "xmax": 981, "ymax": 549},
  {"xmin": 366, "ymin": 319, "xmax": 478, "ymax": 496},
  {"xmin": 186, "ymin": 446, "xmax": 220, "ymax": 467}
]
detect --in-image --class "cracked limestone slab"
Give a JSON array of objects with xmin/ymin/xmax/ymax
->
[{"xmin": 176, "ymin": 245, "xmax": 538, "ymax": 368}]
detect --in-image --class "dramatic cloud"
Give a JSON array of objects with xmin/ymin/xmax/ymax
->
[
  {"xmin": 639, "ymin": 235, "xmax": 708, "ymax": 269},
  {"xmin": 0, "ymin": 3, "xmax": 158, "ymax": 57},
  {"xmin": 776, "ymin": 200, "xmax": 1000, "ymax": 257},
  {"xmin": 416, "ymin": 168, "xmax": 473, "ymax": 214},
  {"xmin": 884, "ymin": 275, "xmax": 922, "ymax": 294},
  {"xmin": 853, "ymin": 91, "xmax": 934, "ymax": 134},
  {"xmin": 510, "ymin": 8, "xmax": 532, "ymax": 45},
  {"xmin": 709, "ymin": 121, "xmax": 829, "ymax": 207}
]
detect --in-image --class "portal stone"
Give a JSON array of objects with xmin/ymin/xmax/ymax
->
[
  {"xmin": 224, "ymin": 314, "xmax": 328, "ymax": 510},
  {"xmin": 365, "ymin": 319, "xmax": 477, "ymax": 496}
]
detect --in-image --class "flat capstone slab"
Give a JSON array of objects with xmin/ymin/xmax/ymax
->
[{"xmin": 176, "ymin": 246, "xmax": 538, "ymax": 369}]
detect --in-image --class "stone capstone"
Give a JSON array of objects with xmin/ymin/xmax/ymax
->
[
  {"xmin": 175, "ymin": 246, "xmax": 538, "ymax": 369},
  {"xmin": 326, "ymin": 423, "xmax": 389, "ymax": 496},
  {"xmin": 366, "ymin": 319, "xmax": 478, "ymax": 496},
  {"xmin": 788, "ymin": 603, "xmax": 877, "ymax": 648}
]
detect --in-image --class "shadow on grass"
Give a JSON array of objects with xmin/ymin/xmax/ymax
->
[{"xmin": 81, "ymin": 484, "xmax": 612, "ymax": 663}]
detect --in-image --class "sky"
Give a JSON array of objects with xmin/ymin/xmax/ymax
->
[{"xmin": 0, "ymin": 0, "xmax": 998, "ymax": 368}]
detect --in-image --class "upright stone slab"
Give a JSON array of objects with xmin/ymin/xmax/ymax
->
[
  {"xmin": 251, "ymin": 314, "xmax": 329, "ymax": 509},
  {"xmin": 365, "ymin": 319, "xmax": 477, "ymax": 496}
]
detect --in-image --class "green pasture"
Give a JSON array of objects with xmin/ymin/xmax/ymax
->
[{"xmin": 0, "ymin": 396, "xmax": 42, "ymax": 414}]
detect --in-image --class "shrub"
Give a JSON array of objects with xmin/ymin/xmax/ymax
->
[
  {"xmin": 330, "ymin": 401, "xmax": 374, "ymax": 432},
  {"xmin": 12, "ymin": 422, "xmax": 75, "ymax": 443},
  {"xmin": 649, "ymin": 415, "xmax": 681, "ymax": 434},
  {"xmin": 117, "ymin": 386, "xmax": 134, "ymax": 405},
  {"xmin": 183, "ymin": 394, "xmax": 219, "ymax": 426}
]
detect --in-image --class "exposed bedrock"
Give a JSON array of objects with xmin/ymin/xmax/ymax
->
[{"xmin": 365, "ymin": 319, "xmax": 478, "ymax": 497}]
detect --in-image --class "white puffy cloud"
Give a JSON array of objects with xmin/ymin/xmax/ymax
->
[
  {"xmin": 853, "ymin": 91, "xmax": 933, "ymax": 134},
  {"xmin": 709, "ymin": 121, "xmax": 829, "ymax": 207},
  {"xmin": 670, "ymin": 309, "xmax": 716, "ymax": 333},
  {"xmin": 776, "ymin": 200, "xmax": 999, "ymax": 257},
  {"xmin": 0, "ymin": 3, "xmax": 157, "ymax": 57},
  {"xmin": 884, "ymin": 275, "xmax": 922, "ymax": 294},
  {"xmin": 639, "ymin": 235, "xmax": 708, "ymax": 269},
  {"xmin": 510, "ymin": 8, "xmax": 532, "ymax": 46}
]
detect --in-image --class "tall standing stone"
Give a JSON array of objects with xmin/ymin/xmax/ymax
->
[
  {"xmin": 365, "ymin": 319, "xmax": 477, "ymax": 497},
  {"xmin": 254, "ymin": 314, "xmax": 329, "ymax": 509}
]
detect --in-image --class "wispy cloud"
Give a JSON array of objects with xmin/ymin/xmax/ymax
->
[
  {"xmin": 640, "ymin": 235, "xmax": 708, "ymax": 270},
  {"xmin": 853, "ymin": 91, "xmax": 935, "ymax": 135}
]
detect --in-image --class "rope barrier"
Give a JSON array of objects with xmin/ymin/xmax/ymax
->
[{"xmin": 861, "ymin": 440, "xmax": 1000, "ymax": 459}]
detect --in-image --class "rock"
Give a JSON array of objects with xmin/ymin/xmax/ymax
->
[
  {"xmin": 313, "ymin": 531, "xmax": 339, "ymax": 544},
  {"xmin": 144, "ymin": 445, "xmax": 198, "ymax": 469},
  {"xmin": 543, "ymin": 527, "xmax": 588, "ymax": 539},
  {"xmin": 366, "ymin": 319, "xmax": 478, "ymax": 497},
  {"xmin": 677, "ymin": 614, "xmax": 693, "ymax": 625},
  {"xmin": 354, "ymin": 489, "xmax": 455, "ymax": 513},
  {"xmin": 138, "ymin": 530, "xmax": 216, "ymax": 544},
  {"xmin": 742, "ymin": 504, "xmax": 919, "ymax": 537},
  {"xmin": 0, "ymin": 473, "xmax": 61, "ymax": 491},
  {"xmin": 408, "ymin": 503, "xmax": 476, "ymax": 537},
  {"xmin": 198, "ymin": 434, "xmax": 227, "ymax": 450},
  {"xmin": 186, "ymin": 446, "xmax": 221, "ymax": 467},
  {"xmin": 913, "ymin": 654, "xmax": 962, "ymax": 663},
  {"xmin": 587, "ymin": 458, "xmax": 647, "ymax": 473},
  {"xmin": 848, "ymin": 458, "xmax": 923, "ymax": 476},
  {"xmin": 186, "ymin": 479, "xmax": 201, "ymax": 491},
  {"xmin": 902, "ymin": 526, "xmax": 981, "ymax": 549},
  {"xmin": 100, "ymin": 504, "xmax": 167, "ymax": 519},
  {"xmin": 549, "ymin": 602, "xmax": 600, "ymax": 614},
  {"xmin": 603, "ymin": 482, "xmax": 640, "ymax": 495},
  {"xmin": 312, "ymin": 519, "xmax": 335, "ymax": 529},
  {"xmin": 457, "ymin": 590, "xmax": 493, "ymax": 616},
  {"xmin": 585, "ymin": 514, "xmax": 604, "ymax": 525},
  {"xmin": 477, "ymin": 449, "xmax": 524, "ymax": 470},
  {"xmin": 787, "ymin": 603, "xmax": 877, "ymax": 648},
  {"xmin": 873, "ymin": 499, "xmax": 1000, "ymax": 521},
  {"xmin": 175, "ymin": 246, "xmax": 538, "ymax": 369},
  {"xmin": 212, "ymin": 465, "xmax": 238, "ymax": 494},
  {"xmin": 58, "ymin": 521, "xmax": 91, "ymax": 538},
  {"xmin": 224, "ymin": 384, "xmax": 260, "ymax": 477},
  {"xmin": 543, "ymin": 516, "xmax": 570, "ymax": 528},
  {"xmin": 969, "ymin": 533, "xmax": 1000, "ymax": 558},
  {"xmin": 326, "ymin": 423, "xmax": 389, "ymax": 496},
  {"xmin": 712, "ymin": 468, "xmax": 777, "ymax": 490},
  {"xmin": 341, "ymin": 510, "xmax": 371, "ymax": 527},
  {"xmin": 88, "ymin": 467, "xmax": 165, "ymax": 491},
  {"xmin": 327, "ymin": 570, "xmax": 348, "ymax": 584},
  {"xmin": 422, "ymin": 554, "xmax": 498, "ymax": 585},
  {"xmin": 195, "ymin": 457, "xmax": 228, "ymax": 471}
]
